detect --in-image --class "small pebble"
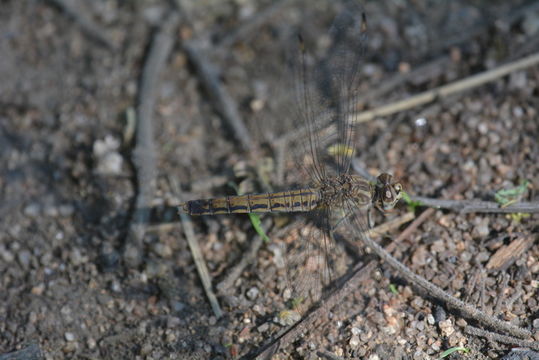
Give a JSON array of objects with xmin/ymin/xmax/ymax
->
[
  {"xmin": 439, "ymin": 319, "xmax": 455, "ymax": 337},
  {"xmin": 257, "ymin": 322, "xmax": 269, "ymax": 333},
  {"xmin": 23, "ymin": 203, "xmax": 41, "ymax": 217},
  {"xmin": 152, "ymin": 243, "xmax": 172, "ymax": 258},
  {"xmin": 1, "ymin": 247, "xmax": 14, "ymax": 262},
  {"xmin": 17, "ymin": 250, "xmax": 31, "ymax": 268},
  {"xmin": 31, "ymin": 283, "xmax": 45, "ymax": 295},
  {"xmin": 140, "ymin": 342, "xmax": 152, "ymax": 355},
  {"xmin": 170, "ymin": 300, "xmax": 185, "ymax": 312},
  {"xmin": 59, "ymin": 204, "xmax": 74, "ymax": 217},
  {"xmin": 63, "ymin": 342, "xmax": 77, "ymax": 353},
  {"xmin": 246, "ymin": 287, "xmax": 259, "ymax": 300},
  {"xmin": 166, "ymin": 331, "xmax": 176, "ymax": 343},
  {"xmin": 64, "ymin": 332, "xmax": 76, "ymax": 341},
  {"xmin": 349, "ymin": 335, "xmax": 360, "ymax": 347},
  {"xmin": 275, "ymin": 310, "xmax": 301, "ymax": 326},
  {"xmin": 44, "ymin": 205, "xmax": 59, "ymax": 217}
]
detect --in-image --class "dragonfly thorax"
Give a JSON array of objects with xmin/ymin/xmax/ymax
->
[{"xmin": 316, "ymin": 174, "xmax": 372, "ymax": 208}]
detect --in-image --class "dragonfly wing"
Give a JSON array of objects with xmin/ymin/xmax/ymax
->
[
  {"xmin": 280, "ymin": 208, "xmax": 350, "ymax": 312},
  {"xmin": 285, "ymin": 0, "xmax": 368, "ymax": 182}
]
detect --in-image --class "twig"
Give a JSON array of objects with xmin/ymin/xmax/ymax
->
[
  {"xmin": 45, "ymin": 0, "xmax": 115, "ymax": 49},
  {"xmin": 254, "ymin": 261, "xmax": 377, "ymax": 360},
  {"xmin": 180, "ymin": 212, "xmax": 223, "ymax": 318},
  {"xmin": 353, "ymin": 52, "xmax": 539, "ymax": 122},
  {"xmin": 356, "ymin": 228, "xmax": 532, "ymax": 339},
  {"xmin": 182, "ymin": 42, "xmax": 255, "ymax": 151},
  {"xmin": 410, "ymin": 196, "xmax": 539, "ymax": 214},
  {"xmin": 0, "ymin": 343, "xmax": 43, "ymax": 360},
  {"xmin": 367, "ymin": 211, "xmax": 415, "ymax": 239},
  {"xmin": 387, "ymin": 182, "xmax": 467, "ymax": 252},
  {"xmin": 169, "ymin": 176, "xmax": 223, "ymax": 318},
  {"xmin": 216, "ymin": 234, "xmax": 265, "ymax": 295},
  {"xmin": 464, "ymin": 325, "xmax": 539, "ymax": 350},
  {"xmin": 123, "ymin": 11, "xmax": 179, "ymax": 267}
]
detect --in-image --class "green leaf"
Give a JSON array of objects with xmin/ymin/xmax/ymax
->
[
  {"xmin": 249, "ymin": 213, "xmax": 271, "ymax": 243},
  {"xmin": 389, "ymin": 283, "xmax": 398, "ymax": 295},
  {"xmin": 437, "ymin": 347, "xmax": 469, "ymax": 359},
  {"xmin": 228, "ymin": 181, "xmax": 271, "ymax": 243},
  {"xmin": 401, "ymin": 190, "xmax": 422, "ymax": 211},
  {"xmin": 494, "ymin": 180, "xmax": 529, "ymax": 207}
]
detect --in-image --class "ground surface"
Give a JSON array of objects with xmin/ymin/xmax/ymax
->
[{"xmin": 1, "ymin": 0, "xmax": 538, "ymax": 359}]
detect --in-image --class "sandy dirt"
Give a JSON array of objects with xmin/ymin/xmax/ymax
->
[{"xmin": 1, "ymin": 0, "xmax": 538, "ymax": 359}]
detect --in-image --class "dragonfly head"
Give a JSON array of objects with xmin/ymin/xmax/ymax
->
[{"xmin": 374, "ymin": 173, "xmax": 403, "ymax": 212}]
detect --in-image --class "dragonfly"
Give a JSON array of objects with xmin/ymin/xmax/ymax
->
[{"xmin": 179, "ymin": 0, "xmax": 403, "ymax": 311}]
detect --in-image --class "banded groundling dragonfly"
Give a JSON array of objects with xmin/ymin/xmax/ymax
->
[{"xmin": 179, "ymin": 0, "xmax": 403, "ymax": 311}]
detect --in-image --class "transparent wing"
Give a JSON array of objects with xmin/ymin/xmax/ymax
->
[
  {"xmin": 278, "ymin": 209, "xmax": 349, "ymax": 312},
  {"xmin": 286, "ymin": 0, "xmax": 368, "ymax": 183}
]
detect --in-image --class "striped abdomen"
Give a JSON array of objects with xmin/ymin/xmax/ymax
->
[{"xmin": 180, "ymin": 189, "xmax": 320, "ymax": 215}]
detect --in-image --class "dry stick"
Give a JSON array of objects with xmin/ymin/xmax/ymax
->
[
  {"xmin": 45, "ymin": 0, "xmax": 115, "ymax": 49},
  {"xmin": 123, "ymin": 12, "xmax": 179, "ymax": 267},
  {"xmin": 169, "ymin": 176, "xmax": 223, "ymax": 318},
  {"xmin": 367, "ymin": 211, "xmax": 415, "ymax": 239},
  {"xmin": 182, "ymin": 42, "xmax": 255, "ymax": 152},
  {"xmin": 410, "ymin": 196, "xmax": 539, "ymax": 214},
  {"xmin": 181, "ymin": 211, "xmax": 224, "ymax": 318},
  {"xmin": 277, "ymin": 51, "xmax": 539, "ymax": 154},
  {"xmin": 465, "ymin": 325, "xmax": 539, "ymax": 350},
  {"xmin": 216, "ymin": 234, "xmax": 265, "ymax": 295},
  {"xmin": 255, "ymin": 261, "xmax": 377, "ymax": 360},
  {"xmin": 357, "ymin": 230, "xmax": 532, "ymax": 339},
  {"xmin": 354, "ymin": 52, "xmax": 539, "ymax": 123},
  {"xmin": 387, "ymin": 183, "xmax": 467, "ymax": 252},
  {"xmin": 0, "ymin": 343, "xmax": 43, "ymax": 360}
]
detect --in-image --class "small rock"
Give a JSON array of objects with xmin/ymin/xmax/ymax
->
[
  {"xmin": 439, "ymin": 319, "xmax": 454, "ymax": 337},
  {"xmin": 44, "ymin": 205, "xmax": 59, "ymax": 217},
  {"xmin": 93, "ymin": 136, "xmax": 123, "ymax": 175},
  {"xmin": 349, "ymin": 335, "xmax": 360, "ymax": 347},
  {"xmin": 152, "ymin": 242, "xmax": 172, "ymax": 258},
  {"xmin": 246, "ymin": 287, "xmax": 259, "ymax": 300},
  {"xmin": 472, "ymin": 218, "xmax": 490, "ymax": 238},
  {"xmin": 523, "ymin": 12, "xmax": 539, "ymax": 36},
  {"xmin": 31, "ymin": 283, "xmax": 45, "ymax": 295},
  {"xmin": 64, "ymin": 332, "xmax": 76, "ymax": 341},
  {"xmin": 17, "ymin": 250, "xmax": 32, "ymax": 268},
  {"xmin": 275, "ymin": 310, "xmax": 301, "ymax": 326},
  {"xmin": 166, "ymin": 331, "xmax": 176, "ymax": 343},
  {"xmin": 70, "ymin": 248, "xmax": 85, "ymax": 266},
  {"xmin": 170, "ymin": 300, "xmax": 185, "ymax": 312},
  {"xmin": 23, "ymin": 203, "xmax": 41, "ymax": 217},
  {"xmin": 110, "ymin": 280, "xmax": 122, "ymax": 293},
  {"xmin": 140, "ymin": 342, "xmax": 152, "ymax": 355},
  {"xmin": 59, "ymin": 204, "xmax": 75, "ymax": 217},
  {"xmin": 63, "ymin": 342, "xmax": 77, "ymax": 353},
  {"xmin": 1, "ymin": 246, "xmax": 14, "ymax": 262},
  {"xmin": 257, "ymin": 322, "xmax": 269, "ymax": 333}
]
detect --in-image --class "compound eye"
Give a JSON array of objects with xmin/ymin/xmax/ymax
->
[{"xmin": 394, "ymin": 183, "xmax": 402, "ymax": 193}]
